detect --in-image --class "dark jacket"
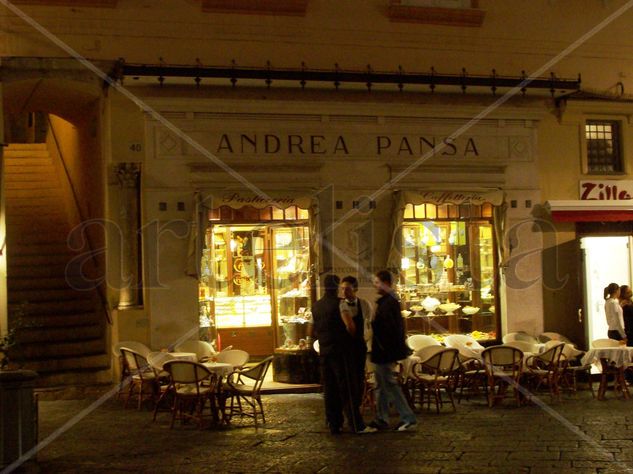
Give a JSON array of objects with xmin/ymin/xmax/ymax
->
[
  {"xmin": 371, "ymin": 292, "xmax": 410, "ymax": 364},
  {"xmin": 312, "ymin": 294, "xmax": 350, "ymax": 356}
]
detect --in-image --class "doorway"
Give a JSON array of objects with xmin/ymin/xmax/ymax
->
[
  {"xmin": 199, "ymin": 208, "xmax": 313, "ymax": 356},
  {"xmin": 581, "ymin": 236, "xmax": 632, "ymax": 345}
]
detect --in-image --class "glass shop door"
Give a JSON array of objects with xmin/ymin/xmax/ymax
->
[{"xmin": 200, "ymin": 221, "xmax": 312, "ymax": 356}]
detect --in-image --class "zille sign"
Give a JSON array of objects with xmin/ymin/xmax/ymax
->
[{"xmin": 580, "ymin": 180, "xmax": 633, "ymax": 200}]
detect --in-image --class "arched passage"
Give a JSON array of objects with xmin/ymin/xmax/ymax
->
[{"xmin": 1, "ymin": 74, "xmax": 109, "ymax": 385}]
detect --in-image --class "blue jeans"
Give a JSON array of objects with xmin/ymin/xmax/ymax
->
[{"xmin": 373, "ymin": 362, "xmax": 416, "ymax": 425}]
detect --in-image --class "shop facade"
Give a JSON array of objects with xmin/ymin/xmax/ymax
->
[
  {"xmin": 539, "ymin": 96, "xmax": 633, "ymax": 350},
  {"xmin": 109, "ymin": 90, "xmax": 547, "ymax": 355}
]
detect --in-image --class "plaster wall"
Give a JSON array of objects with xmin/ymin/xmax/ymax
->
[{"xmin": 1, "ymin": 1, "xmax": 633, "ymax": 91}]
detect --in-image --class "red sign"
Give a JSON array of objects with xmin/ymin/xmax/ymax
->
[{"xmin": 580, "ymin": 180, "xmax": 633, "ymax": 200}]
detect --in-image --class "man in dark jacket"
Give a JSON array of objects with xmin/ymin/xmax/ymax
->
[
  {"xmin": 369, "ymin": 270, "xmax": 417, "ymax": 432},
  {"xmin": 312, "ymin": 274, "xmax": 374, "ymax": 434}
]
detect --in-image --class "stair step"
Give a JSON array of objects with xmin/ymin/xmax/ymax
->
[
  {"xmin": 9, "ymin": 299, "xmax": 98, "ymax": 315},
  {"xmin": 9, "ymin": 288, "xmax": 95, "ymax": 303},
  {"xmin": 9, "ymin": 243, "xmax": 75, "ymax": 256},
  {"xmin": 4, "ymin": 156, "xmax": 55, "ymax": 168},
  {"xmin": 16, "ymin": 324, "xmax": 104, "ymax": 343},
  {"xmin": 5, "ymin": 188, "xmax": 63, "ymax": 199},
  {"xmin": 6, "ymin": 217, "xmax": 68, "ymax": 229},
  {"xmin": 9, "ymin": 253, "xmax": 77, "ymax": 267},
  {"xmin": 12, "ymin": 338, "xmax": 106, "ymax": 359},
  {"xmin": 4, "ymin": 150, "xmax": 50, "ymax": 158},
  {"xmin": 8, "ymin": 276, "xmax": 71, "ymax": 291},
  {"xmin": 6, "ymin": 230, "xmax": 72, "ymax": 244},
  {"xmin": 16, "ymin": 353, "xmax": 110, "ymax": 374},
  {"xmin": 6, "ymin": 205, "xmax": 64, "ymax": 217},
  {"xmin": 6, "ymin": 181, "xmax": 59, "ymax": 190},
  {"xmin": 6, "ymin": 143, "xmax": 47, "ymax": 151},
  {"xmin": 20, "ymin": 312, "xmax": 103, "ymax": 328},
  {"xmin": 5, "ymin": 171, "xmax": 58, "ymax": 182}
]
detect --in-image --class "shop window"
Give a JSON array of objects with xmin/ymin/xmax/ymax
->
[
  {"xmin": 387, "ymin": 0, "xmax": 485, "ymax": 26},
  {"xmin": 585, "ymin": 120, "xmax": 623, "ymax": 173},
  {"xmin": 199, "ymin": 205, "xmax": 312, "ymax": 356},
  {"xmin": 399, "ymin": 204, "xmax": 497, "ymax": 342},
  {"xmin": 202, "ymin": 0, "xmax": 308, "ymax": 16}
]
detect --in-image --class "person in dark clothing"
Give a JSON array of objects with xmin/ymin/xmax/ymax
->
[
  {"xmin": 312, "ymin": 274, "xmax": 375, "ymax": 435},
  {"xmin": 339, "ymin": 275, "xmax": 373, "ymax": 418},
  {"xmin": 620, "ymin": 285, "xmax": 633, "ymax": 347},
  {"xmin": 368, "ymin": 270, "xmax": 417, "ymax": 432}
]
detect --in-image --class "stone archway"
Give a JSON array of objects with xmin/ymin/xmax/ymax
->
[{"xmin": 1, "ymin": 59, "xmax": 111, "ymax": 385}]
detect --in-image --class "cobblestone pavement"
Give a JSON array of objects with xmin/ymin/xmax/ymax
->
[{"xmin": 24, "ymin": 389, "xmax": 633, "ymax": 473}]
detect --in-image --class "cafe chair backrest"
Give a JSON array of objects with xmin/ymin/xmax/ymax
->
[
  {"xmin": 147, "ymin": 351, "xmax": 176, "ymax": 372},
  {"xmin": 407, "ymin": 334, "xmax": 441, "ymax": 351},
  {"xmin": 503, "ymin": 332, "xmax": 538, "ymax": 344},
  {"xmin": 503, "ymin": 340, "xmax": 536, "ymax": 354},
  {"xmin": 174, "ymin": 340, "xmax": 215, "ymax": 360},
  {"xmin": 114, "ymin": 341, "xmax": 151, "ymax": 359},
  {"xmin": 416, "ymin": 345, "xmax": 445, "ymax": 362},
  {"xmin": 216, "ymin": 349, "xmax": 249, "ymax": 368}
]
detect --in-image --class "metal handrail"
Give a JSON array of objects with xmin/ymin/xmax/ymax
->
[{"xmin": 47, "ymin": 117, "xmax": 112, "ymax": 324}]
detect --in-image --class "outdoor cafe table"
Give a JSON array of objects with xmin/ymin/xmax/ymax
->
[
  {"xmin": 168, "ymin": 352, "xmax": 197, "ymax": 362},
  {"xmin": 581, "ymin": 346, "xmax": 633, "ymax": 400},
  {"xmin": 201, "ymin": 361, "xmax": 235, "ymax": 425}
]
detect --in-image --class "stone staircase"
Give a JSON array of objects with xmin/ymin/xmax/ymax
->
[{"xmin": 4, "ymin": 143, "xmax": 110, "ymax": 387}]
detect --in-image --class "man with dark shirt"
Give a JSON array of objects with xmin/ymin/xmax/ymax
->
[
  {"xmin": 369, "ymin": 270, "xmax": 417, "ymax": 432},
  {"xmin": 312, "ymin": 274, "xmax": 375, "ymax": 434}
]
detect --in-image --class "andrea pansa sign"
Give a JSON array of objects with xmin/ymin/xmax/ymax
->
[{"xmin": 210, "ymin": 133, "xmax": 491, "ymax": 158}]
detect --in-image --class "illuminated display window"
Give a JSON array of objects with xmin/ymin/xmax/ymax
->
[{"xmin": 399, "ymin": 203, "xmax": 498, "ymax": 342}]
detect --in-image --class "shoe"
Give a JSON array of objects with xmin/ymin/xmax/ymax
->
[
  {"xmin": 355, "ymin": 426, "xmax": 378, "ymax": 434},
  {"xmin": 329, "ymin": 427, "xmax": 342, "ymax": 435},
  {"xmin": 394, "ymin": 421, "xmax": 418, "ymax": 432},
  {"xmin": 367, "ymin": 420, "xmax": 390, "ymax": 431}
]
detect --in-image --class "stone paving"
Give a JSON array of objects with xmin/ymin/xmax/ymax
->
[{"xmin": 18, "ymin": 388, "xmax": 633, "ymax": 473}]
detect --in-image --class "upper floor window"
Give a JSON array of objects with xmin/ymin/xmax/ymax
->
[
  {"xmin": 585, "ymin": 120, "xmax": 623, "ymax": 173},
  {"xmin": 388, "ymin": 0, "xmax": 484, "ymax": 26}
]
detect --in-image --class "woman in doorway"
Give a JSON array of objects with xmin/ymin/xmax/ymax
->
[
  {"xmin": 604, "ymin": 283, "xmax": 626, "ymax": 342},
  {"xmin": 620, "ymin": 285, "xmax": 633, "ymax": 347}
]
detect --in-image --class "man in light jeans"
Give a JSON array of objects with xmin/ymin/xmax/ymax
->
[{"xmin": 368, "ymin": 270, "xmax": 417, "ymax": 432}]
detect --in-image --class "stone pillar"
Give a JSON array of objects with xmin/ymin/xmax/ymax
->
[{"xmin": 115, "ymin": 163, "xmax": 141, "ymax": 309}]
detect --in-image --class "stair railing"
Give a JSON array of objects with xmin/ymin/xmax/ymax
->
[{"xmin": 47, "ymin": 116, "xmax": 112, "ymax": 325}]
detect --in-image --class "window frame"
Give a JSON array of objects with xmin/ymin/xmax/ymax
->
[
  {"xmin": 582, "ymin": 117, "xmax": 626, "ymax": 175},
  {"xmin": 387, "ymin": 0, "xmax": 485, "ymax": 26}
]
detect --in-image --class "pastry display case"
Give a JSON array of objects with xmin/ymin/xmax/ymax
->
[
  {"xmin": 398, "ymin": 212, "xmax": 498, "ymax": 343},
  {"xmin": 198, "ymin": 218, "xmax": 314, "ymax": 357}
]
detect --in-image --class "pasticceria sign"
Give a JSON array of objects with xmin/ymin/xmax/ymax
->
[{"xmin": 214, "ymin": 133, "xmax": 482, "ymax": 157}]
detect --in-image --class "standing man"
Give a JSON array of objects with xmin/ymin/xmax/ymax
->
[
  {"xmin": 312, "ymin": 274, "xmax": 376, "ymax": 435},
  {"xmin": 340, "ymin": 275, "xmax": 373, "ymax": 414},
  {"xmin": 369, "ymin": 270, "xmax": 417, "ymax": 432}
]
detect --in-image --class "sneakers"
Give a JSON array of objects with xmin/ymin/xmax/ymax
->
[
  {"xmin": 355, "ymin": 426, "xmax": 378, "ymax": 435},
  {"xmin": 394, "ymin": 421, "xmax": 418, "ymax": 432},
  {"xmin": 367, "ymin": 420, "xmax": 390, "ymax": 431}
]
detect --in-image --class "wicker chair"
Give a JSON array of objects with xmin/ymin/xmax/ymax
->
[
  {"xmin": 222, "ymin": 356, "xmax": 273, "ymax": 427},
  {"xmin": 412, "ymin": 347, "xmax": 459, "ymax": 413},
  {"xmin": 113, "ymin": 341, "xmax": 151, "ymax": 399},
  {"xmin": 523, "ymin": 342, "xmax": 565, "ymax": 402},
  {"xmin": 215, "ymin": 349, "xmax": 250, "ymax": 368},
  {"xmin": 163, "ymin": 360, "xmax": 216, "ymax": 429},
  {"xmin": 481, "ymin": 346, "xmax": 524, "ymax": 408},
  {"xmin": 120, "ymin": 347, "xmax": 158, "ymax": 410}
]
